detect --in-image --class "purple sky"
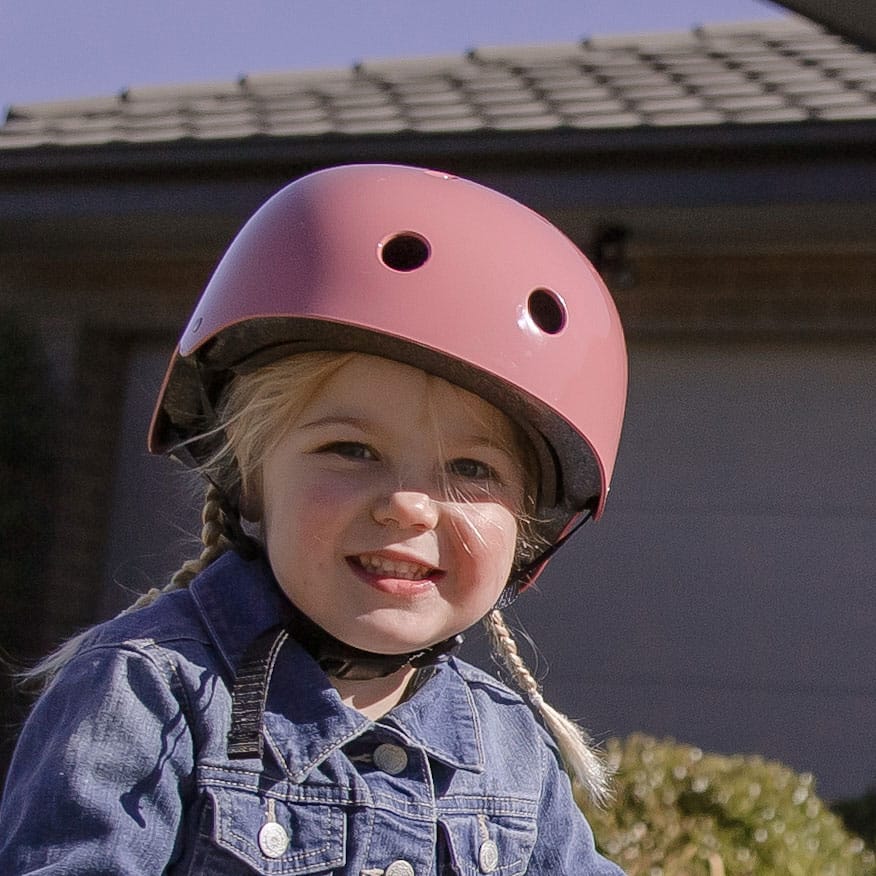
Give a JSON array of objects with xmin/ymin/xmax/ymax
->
[{"xmin": 3, "ymin": 0, "xmax": 787, "ymax": 107}]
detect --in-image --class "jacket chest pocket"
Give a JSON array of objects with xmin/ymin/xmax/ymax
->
[
  {"xmin": 197, "ymin": 787, "xmax": 346, "ymax": 874},
  {"xmin": 440, "ymin": 813, "xmax": 537, "ymax": 876}
]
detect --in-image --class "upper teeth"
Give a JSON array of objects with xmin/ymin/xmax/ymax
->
[{"xmin": 358, "ymin": 554, "xmax": 432, "ymax": 580}]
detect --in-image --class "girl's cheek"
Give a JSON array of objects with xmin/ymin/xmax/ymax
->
[{"xmin": 449, "ymin": 503, "xmax": 518, "ymax": 552}]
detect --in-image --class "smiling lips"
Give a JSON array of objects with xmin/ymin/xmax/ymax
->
[{"xmin": 351, "ymin": 553, "xmax": 442, "ymax": 583}]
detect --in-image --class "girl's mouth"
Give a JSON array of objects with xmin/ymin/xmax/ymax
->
[
  {"xmin": 347, "ymin": 554, "xmax": 444, "ymax": 592},
  {"xmin": 354, "ymin": 553, "xmax": 435, "ymax": 580}
]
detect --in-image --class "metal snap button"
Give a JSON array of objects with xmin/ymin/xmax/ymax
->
[
  {"xmin": 373, "ymin": 742, "xmax": 408, "ymax": 775},
  {"xmin": 478, "ymin": 839, "xmax": 500, "ymax": 873},
  {"xmin": 258, "ymin": 798, "xmax": 289, "ymax": 859},
  {"xmin": 258, "ymin": 821, "xmax": 289, "ymax": 858},
  {"xmin": 385, "ymin": 859, "xmax": 416, "ymax": 876}
]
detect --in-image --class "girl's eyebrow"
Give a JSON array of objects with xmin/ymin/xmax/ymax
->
[
  {"xmin": 298, "ymin": 415, "xmax": 371, "ymax": 431},
  {"xmin": 460, "ymin": 435, "xmax": 514, "ymax": 453},
  {"xmin": 451, "ymin": 434, "xmax": 523, "ymax": 467}
]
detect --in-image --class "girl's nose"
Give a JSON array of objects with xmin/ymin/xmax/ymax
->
[{"xmin": 371, "ymin": 491, "xmax": 440, "ymax": 531}]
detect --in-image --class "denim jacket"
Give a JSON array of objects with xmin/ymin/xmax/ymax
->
[{"xmin": 0, "ymin": 552, "xmax": 623, "ymax": 875}]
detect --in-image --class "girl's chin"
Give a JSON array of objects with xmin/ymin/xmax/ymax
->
[
  {"xmin": 330, "ymin": 623, "xmax": 459, "ymax": 657},
  {"xmin": 339, "ymin": 635, "xmax": 441, "ymax": 656}
]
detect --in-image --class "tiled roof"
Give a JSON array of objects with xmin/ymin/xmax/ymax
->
[{"xmin": 2, "ymin": 17, "xmax": 875, "ymax": 150}]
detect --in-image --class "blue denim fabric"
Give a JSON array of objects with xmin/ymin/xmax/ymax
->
[{"xmin": 0, "ymin": 552, "xmax": 624, "ymax": 874}]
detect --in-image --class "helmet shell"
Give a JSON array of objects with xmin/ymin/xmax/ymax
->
[{"xmin": 150, "ymin": 164, "xmax": 626, "ymax": 527}]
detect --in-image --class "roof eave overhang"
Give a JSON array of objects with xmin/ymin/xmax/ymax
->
[
  {"xmin": 1, "ymin": 119, "xmax": 875, "ymax": 182},
  {"xmin": 776, "ymin": 0, "xmax": 876, "ymax": 51}
]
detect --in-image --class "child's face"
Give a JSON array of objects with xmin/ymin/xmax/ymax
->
[{"xmin": 258, "ymin": 354, "xmax": 527, "ymax": 655}]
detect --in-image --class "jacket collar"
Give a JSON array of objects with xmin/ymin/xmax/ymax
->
[
  {"xmin": 188, "ymin": 550, "xmax": 291, "ymax": 678},
  {"xmin": 383, "ymin": 667, "xmax": 485, "ymax": 773},
  {"xmin": 262, "ymin": 650, "xmax": 485, "ymax": 781}
]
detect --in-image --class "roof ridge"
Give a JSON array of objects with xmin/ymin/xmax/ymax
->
[{"xmin": 4, "ymin": 16, "xmax": 874, "ymax": 148}]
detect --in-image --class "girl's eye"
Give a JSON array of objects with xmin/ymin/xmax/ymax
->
[
  {"xmin": 318, "ymin": 441, "xmax": 377, "ymax": 461},
  {"xmin": 448, "ymin": 458, "xmax": 498, "ymax": 481}
]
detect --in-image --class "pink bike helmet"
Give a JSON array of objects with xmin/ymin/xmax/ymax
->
[{"xmin": 149, "ymin": 164, "xmax": 627, "ymax": 584}]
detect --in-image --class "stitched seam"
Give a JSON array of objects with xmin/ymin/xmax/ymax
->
[
  {"xmin": 201, "ymin": 776, "xmax": 360, "ymax": 804},
  {"xmin": 151, "ymin": 646, "xmax": 198, "ymax": 741},
  {"xmin": 209, "ymin": 789, "xmax": 346, "ymax": 873},
  {"xmin": 265, "ymin": 722, "xmax": 368, "ymax": 783}
]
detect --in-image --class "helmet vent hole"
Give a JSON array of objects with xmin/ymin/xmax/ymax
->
[
  {"xmin": 380, "ymin": 233, "xmax": 430, "ymax": 272},
  {"xmin": 528, "ymin": 289, "xmax": 566, "ymax": 334}
]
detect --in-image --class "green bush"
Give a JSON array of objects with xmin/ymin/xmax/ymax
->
[{"xmin": 579, "ymin": 734, "xmax": 875, "ymax": 876}]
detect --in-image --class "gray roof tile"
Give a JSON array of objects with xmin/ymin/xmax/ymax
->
[
  {"xmin": 697, "ymin": 17, "xmax": 807, "ymax": 37},
  {"xmin": 243, "ymin": 68, "xmax": 353, "ymax": 89},
  {"xmin": 407, "ymin": 103, "xmax": 475, "ymax": 121},
  {"xmin": 713, "ymin": 93, "xmax": 790, "ymax": 111},
  {"xmin": 736, "ymin": 106, "xmax": 810, "ymax": 123},
  {"xmin": 356, "ymin": 54, "xmax": 481, "ymax": 79},
  {"xmin": 569, "ymin": 111, "xmax": 643, "ymax": 128},
  {"xmin": 266, "ymin": 118, "xmax": 334, "ymax": 136},
  {"xmin": 638, "ymin": 96, "xmax": 709, "ymax": 114},
  {"xmin": 622, "ymin": 85, "xmax": 691, "ymax": 100},
  {"xmin": 586, "ymin": 30, "xmax": 701, "ymax": 51},
  {"xmin": 489, "ymin": 112, "xmax": 564, "ymax": 131},
  {"xmin": 816, "ymin": 103, "xmax": 876, "ymax": 120},
  {"xmin": 692, "ymin": 82, "xmax": 767, "ymax": 99},
  {"xmin": 651, "ymin": 109, "xmax": 725, "ymax": 126},
  {"xmin": 781, "ymin": 79, "xmax": 854, "ymax": 96},
  {"xmin": 411, "ymin": 115, "xmax": 482, "ymax": 132},
  {"xmin": 3, "ymin": 16, "xmax": 875, "ymax": 151},
  {"xmin": 543, "ymin": 83, "xmax": 613, "ymax": 100},
  {"xmin": 404, "ymin": 81, "xmax": 465, "ymax": 97},
  {"xmin": 556, "ymin": 98, "xmax": 628, "ymax": 116},
  {"xmin": 121, "ymin": 124, "xmax": 195, "ymax": 142},
  {"xmin": 759, "ymin": 69, "xmax": 836, "ymax": 87},
  {"xmin": 797, "ymin": 90, "xmax": 868, "ymax": 109},
  {"xmin": 193, "ymin": 121, "xmax": 262, "ymax": 140},
  {"xmin": 469, "ymin": 41, "xmax": 585, "ymax": 63}
]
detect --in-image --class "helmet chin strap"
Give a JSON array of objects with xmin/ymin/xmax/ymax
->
[
  {"xmin": 496, "ymin": 509, "xmax": 594, "ymax": 610},
  {"xmin": 284, "ymin": 598, "xmax": 465, "ymax": 681},
  {"xmin": 227, "ymin": 553, "xmax": 464, "ymax": 760}
]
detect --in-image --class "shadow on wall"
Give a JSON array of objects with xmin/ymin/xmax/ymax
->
[{"xmin": 0, "ymin": 313, "xmax": 58, "ymax": 788}]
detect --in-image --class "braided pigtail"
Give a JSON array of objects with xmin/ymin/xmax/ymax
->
[
  {"xmin": 121, "ymin": 482, "xmax": 234, "ymax": 614},
  {"xmin": 484, "ymin": 609, "xmax": 611, "ymax": 806}
]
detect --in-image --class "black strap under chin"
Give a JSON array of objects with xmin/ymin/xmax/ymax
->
[{"xmin": 226, "ymin": 617, "xmax": 464, "ymax": 760}]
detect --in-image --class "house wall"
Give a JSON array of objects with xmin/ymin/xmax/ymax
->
[{"xmin": 503, "ymin": 338, "xmax": 875, "ymax": 802}]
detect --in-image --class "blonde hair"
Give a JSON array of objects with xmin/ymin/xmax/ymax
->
[{"xmin": 27, "ymin": 349, "xmax": 609, "ymax": 801}]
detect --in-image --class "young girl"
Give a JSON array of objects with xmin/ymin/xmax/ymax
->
[{"xmin": 0, "ymin": 164, "xmax": 627, "ymax": 874}]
